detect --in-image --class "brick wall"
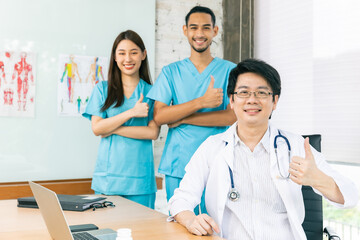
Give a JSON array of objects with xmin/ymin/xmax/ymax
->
[{"xmin": 154, "ymin": 0, "xmax": 224, "ymax": 170}]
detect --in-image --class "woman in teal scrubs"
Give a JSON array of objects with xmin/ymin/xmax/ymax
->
[{"xmin": 83, "ymin": 30, "xmax": 159, "ymax": 208}]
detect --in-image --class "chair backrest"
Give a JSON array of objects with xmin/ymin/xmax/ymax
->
[{"xmin": 301, "ymin": 134, "xmax": 323, "ymax": 240}]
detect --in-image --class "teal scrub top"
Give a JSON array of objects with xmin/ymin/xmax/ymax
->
[
  {"xmin": 83, "ymin": 80, "xmax": 156, "ymax": 195},
  {"xmin": 147, "ymin": 57, "xmax": 236, "ymax": 178}
]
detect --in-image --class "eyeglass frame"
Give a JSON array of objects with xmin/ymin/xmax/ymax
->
[
  {"xmin": 89, "ymin": 201, "xmax": 115, "ymax": 211},
  {"xmin": 231, "ymin": 90, "xmax": 274, "ymax": 99}
]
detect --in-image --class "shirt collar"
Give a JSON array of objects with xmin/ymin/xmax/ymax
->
[
  {"xmin": 233, "ymin": 125, "xmax": 271, "ymax": 153},
  {"xmin": 234, "ymin": 129, "xmax": 242, "ymax": 146},
  {"xmin": 260, "ymin": 127, "xmax": 271, "ymax": 153}
]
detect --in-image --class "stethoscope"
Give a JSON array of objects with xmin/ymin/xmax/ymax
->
[{"xmin": 227, "ymin": 130, "xmax": 292, "ymax": 202}]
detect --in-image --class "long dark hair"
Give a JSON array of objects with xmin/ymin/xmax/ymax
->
[{"xmin": 101, "ymin": 30, "xmax": 151, "ymax": 112}]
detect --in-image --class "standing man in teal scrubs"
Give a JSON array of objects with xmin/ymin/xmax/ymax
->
[{"xmin": 147, "ymin": 6, "xmax": 236, "ymax": 213}]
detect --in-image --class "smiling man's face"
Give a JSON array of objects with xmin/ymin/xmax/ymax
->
[
  {"xmin": 183, "ymin": 12, "xmax": 218, "ymax": 53},
  {"xmin": 230, "ymin": 72, "xmax": 278, "ymax": 128}
]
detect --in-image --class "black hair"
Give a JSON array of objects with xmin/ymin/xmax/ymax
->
[
  {"xmin": 185, "ymin": 6, "xmax": 216, "ymax": 27},
  {"xmin": 101, "ymin": 30, "xmax": 151, "ymax": 112},
  {"xmin": 227, "ymin": 59, "xmax": 281, "ymax": 101}
]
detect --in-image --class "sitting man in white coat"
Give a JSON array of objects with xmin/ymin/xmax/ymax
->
[{"xmin": 168, "ymin": 59, "xmax": 359, "ymax": 240}]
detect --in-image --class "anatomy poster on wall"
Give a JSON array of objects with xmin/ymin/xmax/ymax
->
[
  {"xmin": 58, "ymin": 54, "xmax": 108, "ymax": 116},
  {"xmin": 0, "ymin": 51, "xmax": 36, "ymax": 117}
]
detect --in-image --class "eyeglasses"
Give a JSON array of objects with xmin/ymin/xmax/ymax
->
[
  {"xmin": 232, "ymin": 90, "xmax": 273, "ymax": 99},
  {"xmin": 90, "ymin": 201, "xmax": 115, "ymax": 211}
]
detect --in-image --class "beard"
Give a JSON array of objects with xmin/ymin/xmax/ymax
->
[
  {"xmin": 190, "ymin": 38, "xmax": 212, "ymax": 53},
  {"xmin": 191, "ymin": 44, "xmax": 209, "ymax": 53}
]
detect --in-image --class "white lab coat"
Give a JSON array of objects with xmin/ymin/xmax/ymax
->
[{"xmin": 169, "ymin": 122, "xmax": 359, "ymax": 240}]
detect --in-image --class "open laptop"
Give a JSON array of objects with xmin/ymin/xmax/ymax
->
[{"xmin": 28, "ymin": 181, "xmax": 117, "ymax": 240}]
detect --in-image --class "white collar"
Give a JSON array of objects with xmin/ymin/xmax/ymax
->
[{"xmin": 231, "ymin": 124, "xmax": 271, "ymax": 153}]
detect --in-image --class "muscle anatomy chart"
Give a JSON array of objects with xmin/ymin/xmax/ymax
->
[
  {"xmin": 0, "ymin": 51, "xmax": 36, "ymax": 117},
  {"xmin": 58, "ymin": 54, "xmax": 108, "ymax": 116}
]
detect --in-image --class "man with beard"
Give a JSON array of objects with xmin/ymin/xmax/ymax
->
[{"xmin": 147, "ymin": 6, "xmax": 236, "ymax": 213}]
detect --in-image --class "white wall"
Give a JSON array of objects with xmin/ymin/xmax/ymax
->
[{"xmin": 0, "ymin": 0, "xmax": 156, "ymax": 182}]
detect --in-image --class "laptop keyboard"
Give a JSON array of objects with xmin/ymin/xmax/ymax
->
[{"xmin": 73, "ymin": 232, "xmax": 100, "ymax": 240}]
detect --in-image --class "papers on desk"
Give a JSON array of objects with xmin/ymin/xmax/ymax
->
[{"xmin": 17, "ymin": 194, "xmax": 106, "ymax": 211}]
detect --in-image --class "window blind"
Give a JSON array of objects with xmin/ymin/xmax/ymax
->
[{"xmin": 254, "ymin": 0, "xmax": 360, "ymax": 164}]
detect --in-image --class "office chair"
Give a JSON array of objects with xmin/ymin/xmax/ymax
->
[{"xmin": 302, "ymin": 135, "xmax": 340, "ymax": 240}]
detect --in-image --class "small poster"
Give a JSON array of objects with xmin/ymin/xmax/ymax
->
[
  {"xmin": 58, "ymin": 54, "xmax": 108, "ymax": 116},
  {"xmin": 0, "ymin": 51, "xmax": 36, "ymax": 117}
]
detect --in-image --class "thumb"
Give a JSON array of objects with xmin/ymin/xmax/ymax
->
[
  {"xmin": 304, "ymin": 137, "xmax": 314, "ymax": 160},
  {"xmin": 208, "ymin": 76, "xmax": 215, "ymax": 89},
  {"xmin": 137, "ymin": 93, "xmax": 144, "ymax": 103}
]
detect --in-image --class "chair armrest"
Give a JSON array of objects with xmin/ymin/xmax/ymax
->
[{"xmin": 324, "ymin": 226, "xmax": 341, "ymax": 240}]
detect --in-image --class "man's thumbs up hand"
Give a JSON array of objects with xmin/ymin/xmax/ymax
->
[
  {"xmin": 289, "ymin": 137, "xmax": 320, "ymax": 186},
  {"xmin": 304, "ymin": 137, "xmax": 315, "ymax": 161},
  {"xmin": 200, "ymin": 76, "xmax": 223, "ymax": 108},
  {"xmin": 207, "ymin": 75, "xmax": 215, "ymax": 89}
]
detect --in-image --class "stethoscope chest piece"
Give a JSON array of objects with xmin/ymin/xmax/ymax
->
[
  {"xmin": 228, "ymin": 188, "xmax": 240, "ymax": 201},
  {"xmin": 227, "ymin": 164, "xmax": 240, "ymax": 201}
]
